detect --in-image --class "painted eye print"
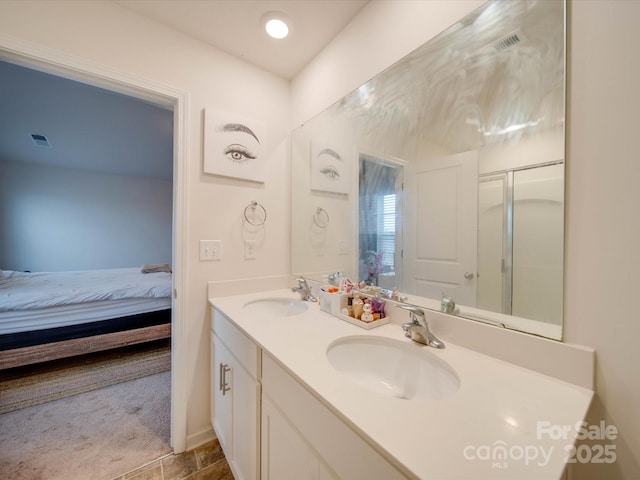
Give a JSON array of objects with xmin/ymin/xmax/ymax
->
[
  {"xmin": 310, "ymin": 142, "xmax": 348, "ymax": 194},
  {"xmin": 220, "ymin": 123, "xmax": 260, "ymax": 143},
  {"xmin": 224, "ymin": 144, "xmax": 257, "ymax": 163},
  {"xmin": 217, "ymin": 123, "xmax": 261, "ymax": 164},
  {"xmin": 320, "ymin": 165, "xmax": 340, "ymax": 180},
  {"xmin": 318, "ymin": 148, "xmax": 341, "ymax": 162},
  {"xmin": 205, "ymin": 109, "xmax": 266, "ymax": 183},
  {"xmin": 317, "ymin": 148, "xmax": 342, "ymax": 180}
]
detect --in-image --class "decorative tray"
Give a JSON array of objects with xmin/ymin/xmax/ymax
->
[{"xmin": 332, "ymin": 312, "xmax": 390, "ymax": 330}]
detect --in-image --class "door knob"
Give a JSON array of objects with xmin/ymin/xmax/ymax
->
[{"xmin": 464, "ymin": 272, "xmax": 474, "ymax": 279}]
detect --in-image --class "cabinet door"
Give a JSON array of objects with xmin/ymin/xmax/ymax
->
[
  {"xmin": 262, "ymin": 396, "xmax": 338, "ymax": 480},
  {"xmin": 232, "ymin": 354, "xmax": 260, "ymax": 480},
  {"xmin": 262, "ymin": 352, "xmax": 407, "ymax": 480},
  {"xmin": 212, "ymin": 333, "xmax": 232, "ymax": 452},
  {"xmin": 212, "ymin": 332, "xmax": 260, "ymax": 480}
]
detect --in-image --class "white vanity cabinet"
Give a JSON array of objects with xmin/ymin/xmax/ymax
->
[
  {"xmin": 211, "ymin": 306, "xmax": 408, "ymax": 480},
  {"xmin": 211, "ymin": 308, "xmax": 260, "ymax": 480},
  {"xmin": 261, "ymin": 352, "xmax": 408, "ymax": 480}
]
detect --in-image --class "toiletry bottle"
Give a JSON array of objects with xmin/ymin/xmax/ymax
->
[{"xmin": 352, "ymin": 295, "xmax": 364, "ymax": 319}]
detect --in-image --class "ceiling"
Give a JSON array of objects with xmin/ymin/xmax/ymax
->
[
  {"xmin": 114, "ymin": 0, "xmax": 369, "ymax": 79},
  {"xmin": 0, "ymin": 60, "xmax": 174, "ymax": 180},
  {"xmin": 0, "ymin": 1, "xmax": 368, "ymax": 179}
]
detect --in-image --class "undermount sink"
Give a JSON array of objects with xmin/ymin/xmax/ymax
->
[
  {"xmin": 326, "ymin": 336, "xmax": 460, "ymax": 401},
  {"xmin": 243, "ymin": 297, "xmax": 309, "ymax": 316}
]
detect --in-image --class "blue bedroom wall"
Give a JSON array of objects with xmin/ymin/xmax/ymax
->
[{"xmin": 0, "ymin": 160, "xmax": 172, "ymax": 272}]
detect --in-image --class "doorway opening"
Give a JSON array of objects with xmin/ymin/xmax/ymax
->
[{"xmin": 0, "ymin": 38, "xmax": 188, "ymax": 452}]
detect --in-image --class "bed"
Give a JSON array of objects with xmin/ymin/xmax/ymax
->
[{"xmin": 0, "ymin": 267, "xmax": 172, "ymax": 369}]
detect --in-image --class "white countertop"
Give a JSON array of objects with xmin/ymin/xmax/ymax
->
[{"xmin": 211, "ymin": 289, "xmax": 593, "ymax": 480}]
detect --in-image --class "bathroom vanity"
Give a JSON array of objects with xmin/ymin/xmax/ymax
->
[{"xmin": 210, "ymin": 289, "xmax": 593, "ymax": 480}]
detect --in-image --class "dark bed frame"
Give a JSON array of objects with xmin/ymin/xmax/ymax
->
[{"xmin": 0, "ymin": 309, "xmax": 171, "ymax": 370}]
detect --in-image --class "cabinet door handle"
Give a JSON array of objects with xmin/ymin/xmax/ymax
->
[
  {"xmin": 218, "ymin": 362, "xmax": 224, "ymax": 391},
  {"xmin": 221, "ymin": 363, "xmax": 231, "ymax": 395}
]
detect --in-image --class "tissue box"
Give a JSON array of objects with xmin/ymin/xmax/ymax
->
[{"xmin": 319, "ymin": 291, "xmax": 349, "ymax": 316}]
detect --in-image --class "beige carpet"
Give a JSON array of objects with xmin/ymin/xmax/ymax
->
[
  {"xmin": 0, "ymin": 340, "xmax": 171, "ymax": 414},
  {"xmin": 0, "ymin": 370, "xmax": 172, "ymax": 479}
]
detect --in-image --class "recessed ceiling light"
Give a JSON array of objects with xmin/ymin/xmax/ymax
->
[
  {"xmin": 262, "ymin": 11, "xmax": 289, "ymax": 39},
  {"xmin": 266, "ymin": 19, "xmax": 288, "ymax": 39}
]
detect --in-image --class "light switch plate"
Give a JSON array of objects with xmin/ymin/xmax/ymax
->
[{"xmin": 200, "ymin": 240, "xmax": 221, "ymax": 261}]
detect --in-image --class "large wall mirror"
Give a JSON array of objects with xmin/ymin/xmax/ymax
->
[{"xmin": 291, "ymin": 0, "xmax": 565, "ymax": 340}]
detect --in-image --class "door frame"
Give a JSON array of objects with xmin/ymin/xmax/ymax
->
[{"xmin": 0, "ymin": 34, "xmax": 190, "ymax": 452}]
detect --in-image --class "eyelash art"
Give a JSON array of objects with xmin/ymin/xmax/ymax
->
[
  {"xmin": 320, "ymin": 165, "xmax": 340, "ymax": 180},
  {"xmin": 224, "ymin": 144, "xmax": 257, "ymax": 163}
]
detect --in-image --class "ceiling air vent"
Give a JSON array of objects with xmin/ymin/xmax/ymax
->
[
  {"xmin": 493, "ymin": 33, "xmax": 521, "ymax": 54},
  {"xmin": 29, "ymin": 133, "xmax": 52, "ymax": 148},
  {"xmin": 467, "ymin": 29, "xmax": 526, "ymax": 65}
]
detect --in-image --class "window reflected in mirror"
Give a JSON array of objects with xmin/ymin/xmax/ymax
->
[{"xmin": 358, "ymin": 155, "xmax": 403, "ymax": 288}]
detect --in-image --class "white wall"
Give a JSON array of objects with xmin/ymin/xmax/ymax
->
[
  {"xmin": 293, "ymin": 0, "xmax": 640, "ymax": 478},
  {"xmin": 0, "ymin": 160, "xmax": 172, "ymax": 272},
  {"xmin": 564, "ymin": 1, "xmax": 640, "ymax": 477},
  {"xmin": 0, "ymin": 0, "xmax": 291, "ymax": 447}
]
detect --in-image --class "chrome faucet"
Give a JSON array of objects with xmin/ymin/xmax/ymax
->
[
  {"xmin": 399, "ymin": 305, "xmax": 445, "ymax": 349},
  {"xmin": 291, "ymin": 277, "xmax": 317, "ymax": 302},
  {"xmin": 440, "ymin": 293, "xmax": 457, "ymax": 315}
]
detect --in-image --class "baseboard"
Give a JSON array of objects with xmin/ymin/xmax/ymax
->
[{"xmin": 186, "ymin": 425, "xmax": 216, "ymax": 451}]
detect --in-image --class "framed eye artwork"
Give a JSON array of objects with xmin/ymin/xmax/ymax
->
[
  {"xmin": 310, "ymin": 140, "xmax": 350, "ymax": 195},
  {"xmin": 204, "ymin": 107, "xmax": 266, "ymax": 183}
]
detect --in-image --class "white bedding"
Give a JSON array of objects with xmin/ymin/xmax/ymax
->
[
  {"xmin": 0, "ymin": 298, "xmax": 171, "ymax": 335},
  {"xmin": 0, "ymin": 268, "xmax": 172, "ymax": 311}
]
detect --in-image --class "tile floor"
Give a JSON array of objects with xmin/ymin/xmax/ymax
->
[{"xmin": 112, "ymin": 439, "xmax": 233, "ymax": 480}]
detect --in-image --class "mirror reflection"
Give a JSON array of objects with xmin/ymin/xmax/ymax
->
[{"xmin": 291, "ymin": 0, "xmax": 565, "ymax": 339}]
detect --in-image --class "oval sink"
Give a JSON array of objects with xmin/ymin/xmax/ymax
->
[
  {"xmin": 243, "ymin": 297, "xmax": 309, "ymax": 317},
  {"xmin": 326, "ymin": 336, "xmax": 460, "ymax": 401}
]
